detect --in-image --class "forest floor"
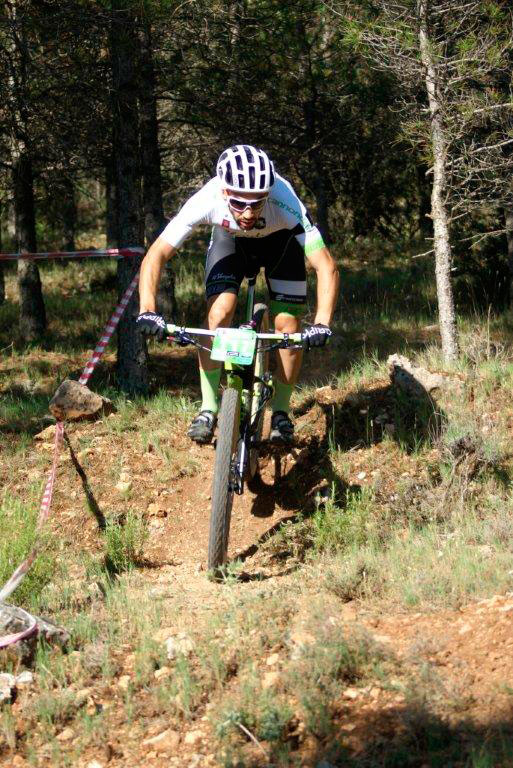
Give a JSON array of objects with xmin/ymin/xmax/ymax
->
[{"xmin": 2, "ymin": 254, "xmax": 513, "ymax": 767}]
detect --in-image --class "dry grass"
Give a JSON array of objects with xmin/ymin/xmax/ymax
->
[{"xmin": 3, "ymin": 255, "xmax": 513, "ymax": 765}]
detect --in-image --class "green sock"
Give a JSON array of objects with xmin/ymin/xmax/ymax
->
[
  {"xmin": 200, "ymin": 368, "xmax": 222, "ymax": 414},
  {"xmin": 272, "ymin": 378, "xmax": 294, "ymax": 414}
]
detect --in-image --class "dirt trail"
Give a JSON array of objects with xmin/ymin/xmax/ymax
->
[
  {"xmin": 12, "ymin": 378, "xmax": 513, "ymax": 766},
  {"xmin": 45, "ymin": 390, "xmax": 331, "ymax": 571}
]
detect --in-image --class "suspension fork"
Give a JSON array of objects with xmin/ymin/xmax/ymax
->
[
  {"xmin": 224, "ymin": 365, "xmax": 246, "ymax": 494},
  {"xmin": 222, "ymin": 276, "xmax": 257, "ymax": 494}
]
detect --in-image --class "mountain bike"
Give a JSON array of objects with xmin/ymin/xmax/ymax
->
[{"xmin": 166, "ymin": 275, "xmax": 303, "ymax": 572}]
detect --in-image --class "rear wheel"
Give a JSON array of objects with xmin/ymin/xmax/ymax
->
[
  {"xmin": 247, "ymin": 303, "xmax": 269, "ymax": 485},
  {"xmin": 208, "ymin": 387, "xmax": 239, "ymax": 571}
]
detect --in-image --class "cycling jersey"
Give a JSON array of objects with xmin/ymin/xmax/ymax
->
[
  {"xmin": 160, "ymin": 174, "xmax": 325, "ymax": 256},
  {"xmin": 160, "ymin": 173, "xmax": 325, "ymax": 316}
]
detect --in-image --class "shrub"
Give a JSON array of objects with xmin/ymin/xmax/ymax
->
[{"xmin": 103, "ymin": 509, "xmax": 148, "ymax": 573}]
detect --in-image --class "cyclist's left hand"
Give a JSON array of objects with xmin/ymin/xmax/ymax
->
[{"xmin": 302, "ymin": 323, "xmax": 332, "ymax": 350}]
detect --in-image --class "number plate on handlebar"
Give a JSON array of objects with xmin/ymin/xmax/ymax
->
[{"xmin": 210, "ymin": 328, "xmax": 257, "ymax": 365}]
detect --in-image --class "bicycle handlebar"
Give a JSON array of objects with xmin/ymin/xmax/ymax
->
[{"xmin": 165, "ymin": 323, "xmax": 303, "ymax": 344}]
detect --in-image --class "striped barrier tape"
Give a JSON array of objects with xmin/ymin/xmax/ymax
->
[
  {"xmin": 0, "ymin": 607, "xmax": 38, "ymax": 649},
  {"xmin": 0, "ymin": 268, "xmax": 141, "ymax": 647},
  {"xmin": 79, "ymin": 271, "xmax": 140, "ymax": 386},
  {"xmin": 0, "ymin": 247, "xmax": 144, "ymax": 262}
]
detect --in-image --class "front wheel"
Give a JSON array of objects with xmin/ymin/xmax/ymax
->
[
  {"xmin": 247, "ymin": 303, "xmax": 270, "ymax": 485},
  {"xmin": 208, "ymin": 387, "xmax": 240, "ymax": 571}
]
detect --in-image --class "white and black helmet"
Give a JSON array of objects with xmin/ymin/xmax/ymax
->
[{"xmin": 216, "ymin": 145, "xmax": 275, "ymax": 193}]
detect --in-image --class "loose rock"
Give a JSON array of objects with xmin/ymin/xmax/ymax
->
[
  {"xmin": 143, "ymin": 729, "xmax": 180, "ymax": 752},
  {"xmin": 16, "ymin": 670, "xmax": 34, "ymax": 685},
  {"xmin": 0, "ymin": 673, "xmax": 16, "ymax": 703},
  {"xmin": 388, "ymin": 354, "xmax": 445, "ymax": 396},
  {"xmin": 154, "ymin": 666, "xmax": 171, "ymax": 680},
  {"xmin": 0, "ymin": 603, "xmax": 69, "ymax": 663},
  {"xmin": 184, "ymin": 730, "xmax": 203, "ymax": 746},
  {"xmin": 34, "ymin": 424, "xmax": 57, "ymax": 441},
  {"xmin": 166, "ymin": 633, "xmax": 194, "ymax": 660},
  {"xmin": 262, "ymin": 671, "xmax": 282, "ymax": 689},
  {"xmin": 57, "ymin": 726, "xmax": 74, "ymax": 742},
  {"xmin": 118, "ymin": 675, "xmax": 131, "ymax": 690},
  {"xmin": 49, "ymin": 379, "xmax": 115, "ymax": 421},
  {"xmin": 115, "ymin": 480, "xmax": 132, "ymax": 494}
]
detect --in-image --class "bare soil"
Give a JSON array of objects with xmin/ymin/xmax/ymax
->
[{"xmin": 3, "ymin": 351, "xmax": 513, "ymax": 767}]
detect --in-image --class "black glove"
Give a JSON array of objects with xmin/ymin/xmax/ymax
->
[
  {"xmin": 136, "ymin": 311, "xmax": 167, "ymax": 341},
  {"xmin": 302, "ymin": 323, "xmax": 332, "ymax": 350}
]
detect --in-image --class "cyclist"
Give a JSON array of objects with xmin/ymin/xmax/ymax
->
[{"xmin": 137, "ymin": 144, "xmax": 339, "ymax": 446}]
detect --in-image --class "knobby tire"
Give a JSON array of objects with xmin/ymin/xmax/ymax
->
[
  {"xmin": 247, "ymin": 303, "xmax": 270, "ymax": 487},
  {"xmin": 208, "ymin": 386, "xmax": 239, "ymax": 571}
]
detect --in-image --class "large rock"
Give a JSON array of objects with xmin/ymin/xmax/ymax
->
[
  {"xmin": 0, "ymin": 603, "xmax": 69, "ymax": 663},
  {"xmin": 49, "ymin": 379, "xmax": 115, "ymax": 421},
  {"xmin": 388, "ymin": 354, "xmax": 445, "ymax": 397}
]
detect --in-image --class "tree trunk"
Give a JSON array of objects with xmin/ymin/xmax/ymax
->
[
  {"xmin": 105, "ymin": 148, "xmax": 118, "ymax": 248},
  {"xmin": 110, "ymin": 3, "xmax": 147, "ymax": 394},
  {"xmin": 506, "ymin": 207, "xmax": 513, "ymax": 300},
  {"xmin": 7, "ymin": 0, "xmax": 46, "ymax": 340},
  {"xmin": 61, "ymin": 177, "xmax": 76, "ymax": 252},
  {"xmin": 417, "ymin": 161, "xmax": 431, "ymax": 239},
  {"xmin": 13, "ymin": 152, "xmax": 46, "ymax": 341},
  {"xmin": 137, "ymin": 16, "xmax": 176, "ymax": 320},
  {"xmin": 0, "ymin": 203, "xmax": 4, "ymax": 305},
  {"xmin": 418, "ymin": 0, "xmax": 458, "ymax": 362}
]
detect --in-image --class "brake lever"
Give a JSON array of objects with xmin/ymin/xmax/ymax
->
[{"xmin": 168, "ymin": 329, "xmax": 192, "ymax": 347}]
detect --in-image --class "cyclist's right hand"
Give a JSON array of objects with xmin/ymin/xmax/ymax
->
[{"xmin": 136, "ymin": 311, "xmax": 167, "ymax": 341}]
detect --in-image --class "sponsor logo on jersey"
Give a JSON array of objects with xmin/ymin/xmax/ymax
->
[
  {"xmin": 269, "ymin": 198, "xmax": 313, "ymax": 232},
  {"xmin": 222, "ymin": 219, "xmax": 230, "ymax": 229}
]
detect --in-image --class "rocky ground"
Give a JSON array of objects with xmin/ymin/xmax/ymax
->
[{"xmin": 3, "ymin": 365, "xmax": 513, "ymax": 766}]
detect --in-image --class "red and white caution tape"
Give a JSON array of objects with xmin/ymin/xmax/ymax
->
[
  {"xmin": 0, "ymin": 267, "xmax": 141, "ymax": 646},
  {"xmin": 0, "ymin": 607, "xmax": 38, "ymax": 649},
  {"xmin": 79, "ymin": 271, "xmax": 140, "ymax": 386},
  {"xmin": 0, "ymin": 247, "xmax": 144, "ymax": 262}
]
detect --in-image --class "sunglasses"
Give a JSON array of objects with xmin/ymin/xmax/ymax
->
[{"xmin": 228, "ymin": 196, "xmax": 267, "ymax": 212}]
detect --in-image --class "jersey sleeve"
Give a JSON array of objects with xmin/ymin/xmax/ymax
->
[
  {"xmin": 160, "ymin": 183, "xmax": 215, "ymax": 249},
  {"xmin": 295, "ymin": 217, "xmax": 325, "ymax": 256},
  {"xmin": 270, "ymin": 176, "xmax": 326, "ymax": 255}
]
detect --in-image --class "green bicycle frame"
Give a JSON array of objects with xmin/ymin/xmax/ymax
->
[{"xmin": 224, "ymin": 275, "xmax": 258, "ymax": 409}]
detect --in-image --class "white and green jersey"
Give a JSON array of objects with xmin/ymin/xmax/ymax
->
[{"xmin": 160, "ymin": 174, "xmax": 325, "ymax": 256}]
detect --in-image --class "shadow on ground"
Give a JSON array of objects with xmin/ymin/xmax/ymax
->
[{"xmin": 241, "ymin": 707, "xmax": 513, "ymax": 767}]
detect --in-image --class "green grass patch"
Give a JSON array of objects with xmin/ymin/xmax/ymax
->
[
  {"xmin": 103, "ymin": 509, "xmax": 148, "ymax": 574},
  {"xmin": 0, "ymin": 489, "xmax": 56, "ymax": 609}
]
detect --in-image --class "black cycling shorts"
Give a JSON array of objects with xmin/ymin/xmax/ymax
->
[{"xmin": 205, "ymin": 227, "xmax": 307, "ymax": 316}]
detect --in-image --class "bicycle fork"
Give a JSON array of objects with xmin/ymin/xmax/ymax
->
[{"xmin": 231, "ymin": 374, "xmax": 274, "ymax": 495}]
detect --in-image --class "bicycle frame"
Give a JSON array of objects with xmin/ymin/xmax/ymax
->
[
  {"xmin": 166, "ymin": 274, "xmax": 302, "ymax": 495},
  {"xmin": 224, "ymin": 277, "xmax": 266, "ymax": 494}
]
